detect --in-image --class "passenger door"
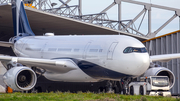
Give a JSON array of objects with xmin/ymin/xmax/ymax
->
[
  {"xmin": 107, "ymin": 42, "xmax": 118, "ymax": 60},
  {"xmin": 83, "ymin": 42, "xmax": 91, "ymax": 59}
]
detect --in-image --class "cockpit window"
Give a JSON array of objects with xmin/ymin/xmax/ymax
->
[{"xmin": 123, "ymin": 47, "xmax": 147, "ymax": 53}]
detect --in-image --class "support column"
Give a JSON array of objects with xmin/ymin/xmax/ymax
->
[
  {"xmin": 176, "ymin": 10, "xmax": 180, "ymax": 30},
  {"xmin": 78, "ymin": 0, "xmax": 82, "ymax": 16},
  {"xmin": 118, "ymin": 1, "xmax": 121, "ymax": 30},
  {"xmin": 144, "ymin": 4, "xmax": 152, "ymax": 37},
  {"xmin": 148, "ymin": 7, "xmax": 151, "ymax": 36},
  {"xmin": 39, "ymin": 0, "xmax": 41, "ymax": 10}
]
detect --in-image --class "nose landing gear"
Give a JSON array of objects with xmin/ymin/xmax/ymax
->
[{"xmin": 122, "ymin": 78, "xmax": 132, "ymax": 95}]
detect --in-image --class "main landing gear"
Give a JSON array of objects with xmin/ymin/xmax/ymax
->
[
  {"xmin": 98, "ymin": 78, "xmax": 132, "ymax": 94},
  {"xmin": 98, "ymin": 80, "xmax": 122, "ymax": 93}
]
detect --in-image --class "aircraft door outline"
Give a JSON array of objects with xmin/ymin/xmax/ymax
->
[
  {"xmin": 41, "ymin": 42, "xmax": 48, "ymax": 58},
  {"xmin": 83, "ymin": 42, "xmax": 91, "ymax": 59},
  {"xmin": 107, "ymin": 42, "xmax": 118, "ymax": 60}
]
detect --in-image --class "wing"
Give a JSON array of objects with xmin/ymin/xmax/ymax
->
[
  {"xmin": 0, "ymin": 56, "xmax": 78, "ymax": 73},
  {"xmin": 150, "ymin": 53, "xmax": 180, "ymax": 62}
]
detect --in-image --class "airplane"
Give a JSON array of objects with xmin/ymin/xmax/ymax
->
[{"xmin": 0, "ymin": 0, "xmax": 179, "ymax": 93}]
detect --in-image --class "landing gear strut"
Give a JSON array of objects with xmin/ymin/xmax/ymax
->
[
  {"xmin": 106, "ymin": 81, "xmax": 114, "ymax": 93},
  {"xmin": 122, "ymin": 78, "xmax": 131, "ymax": 95}
]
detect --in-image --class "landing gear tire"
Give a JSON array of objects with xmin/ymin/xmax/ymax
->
[
  {"xmin": 139, "ymin": 86, "xmax": 144, "ymax": 95},
  {"xmin": 130, "ymin": 86, "xmax": 134, "ymax": 95},
  {"xmin": 123, "ymin": 89, "xmax": 126, "ymax": 95},
  {"xmin": 113, "ymin": 87, "xmax": 119, "ymax": 93},
  {"xmin": 105, "ymin": 87, "xmax": 114, "ymax": 93},
  {"xmin": 98, "ymin": 87, "xmax": 105, "ymax": 93},
  {"xmin": 35, "ymin": 86, "xmax": 42, "ymax": 93}
]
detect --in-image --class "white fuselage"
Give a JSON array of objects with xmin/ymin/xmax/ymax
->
[{"xmin": 13, "ymin": 35, "xmax": 150, "ymax": 82}]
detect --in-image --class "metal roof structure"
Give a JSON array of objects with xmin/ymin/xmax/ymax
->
[
  {"xmin": 0, "ymin": 3, "xmax": 148, "ymax": 42},
  {"xmin": 0, "ymin": 0, "xmax": 180, "ymax": 42}
]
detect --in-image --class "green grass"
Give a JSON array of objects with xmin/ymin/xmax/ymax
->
[{"xmin": 0, "ymin": 92, "xmax": 179, "ymax": 101}]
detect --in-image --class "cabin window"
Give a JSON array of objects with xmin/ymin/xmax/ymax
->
[
  {"xmin": 123, "ymin": 47, "xmax": 147, "ymax": 53},
  {"xmin": 99, "ymin": 49, "xmax": 103, "ymax": 52},
  {"xmin": 89, "ymin": 49, "xmax": 98, "ymax": 52},
  {"xmin": 74, "ymin": 49, "xmax": 79, "ymax": 52},
  {"xmin": 48, "ymin": 48, "xmax": 57, "ymax": 51},
  {"xmin": 58, "ymin": 48, "xmax": 71, "ymax": 52}
]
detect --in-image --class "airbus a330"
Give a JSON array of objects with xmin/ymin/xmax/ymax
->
[{"xmin": 0, "ymin": 0, "xmax": 179, "ymax": 94}]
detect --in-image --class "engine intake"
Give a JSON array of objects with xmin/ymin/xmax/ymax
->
[
  {"xmin": 143, "ymin": 67, "xmax": 175, "ymax": 89},
  {"xmin": 3, "ymin": 66, "xmax": 37, "ymax": 91}
]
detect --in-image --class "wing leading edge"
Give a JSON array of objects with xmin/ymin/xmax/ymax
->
[
  {"xmin": 0, "ymin": 56, "xmax": 78, "ymax": 73},
  {"xmin": 150, "ymin": 53, "xmax": 180, "ymax": 62}
]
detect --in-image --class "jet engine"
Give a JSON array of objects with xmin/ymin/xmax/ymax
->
[
  {"xmin": 143, "ymin": 67, "xmax": 175, "ymax": 89},
  {"xmin": 3, "ymin": 66, "xmax": 37, "ymax": 91}
]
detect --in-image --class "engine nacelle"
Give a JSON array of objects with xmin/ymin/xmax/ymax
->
[
  {"xmin": 143, "ymin": 67, "xmax": 175, "ymax": 89},
  {"xmin": 3, "ymin": 66, "xmax": 37, "ymax": 91}
]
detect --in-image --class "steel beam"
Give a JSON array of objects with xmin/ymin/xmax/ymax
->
[
  {"xmin": 59, "ymin": 0, "xmax": 71, "ymax": 8},
  {"xmin": 176, "ymin": 10, "xmax": 180, "ymax": 16},
  {"xmin": 148, "ymin": 14, "xmax": 177, "ymax": 38},
  {"xmin": 59, "ymin": 0, "xmax": 69, "ymax": 8},
  {"xmin": 89, "ymin": 2, "xmax": 116, "ymax": 23},
  {"xmin": 122, "ymin": 8, "xmax": 146, "ymax": 31},
  {"xmin": 45, "ymin": 5, "xmax": 78, "ymax": 10},
  {"xmin": 120, "ymin": 0, "xmax": 180, "ymax": 11}
]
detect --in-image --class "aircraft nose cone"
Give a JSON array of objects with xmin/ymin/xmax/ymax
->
[
  {"xmin": 120, "ymin": 53, "xmax": 150, "ymax": 76},
  {"xmin": 133, "ymin": 53, "xmax": 150, "ymax": 75}
]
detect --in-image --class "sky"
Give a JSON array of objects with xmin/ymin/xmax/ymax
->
[{"xmin": 52, "ymin": 0, "xmax": 180, "ymax": 37}]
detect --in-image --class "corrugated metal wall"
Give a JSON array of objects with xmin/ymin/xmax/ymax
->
[{"xmin": 144, "ymin": 31, "xmax": 180, "ymax": 95}]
